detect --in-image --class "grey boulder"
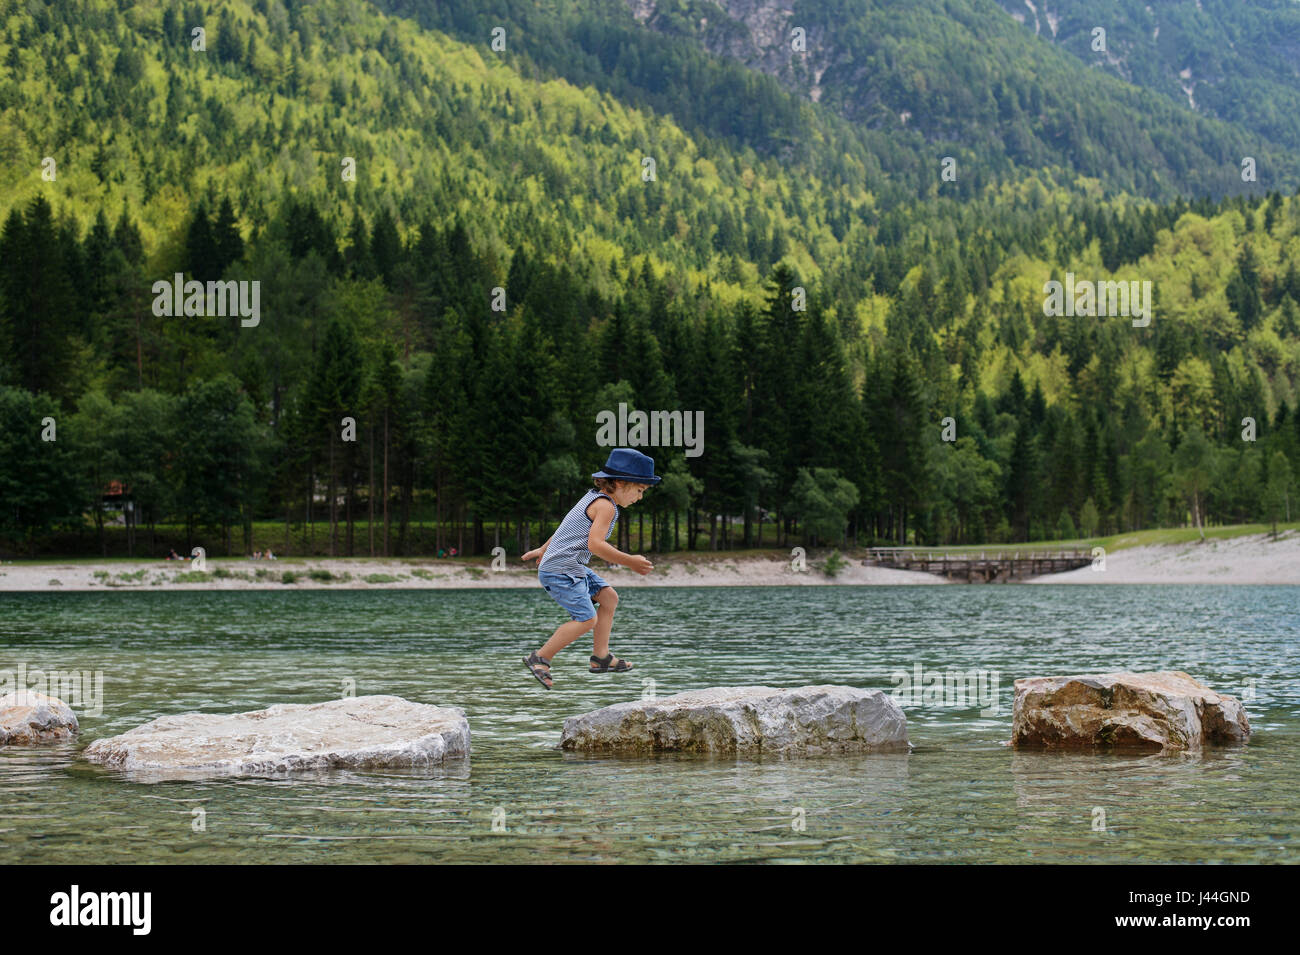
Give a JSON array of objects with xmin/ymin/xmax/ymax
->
[
  {"xmin": 82, "ymin": 695, "xmax": 469, "ymax": 775},
  {"xmin": 561, "ymin": 684, "xmax": 909, "ymax": 755}
]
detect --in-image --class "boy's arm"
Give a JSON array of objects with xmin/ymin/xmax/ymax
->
[
  {"xmin": 586, "ymin": 498, "xmax": 631, "ymax": 564},
  {"xmin": 522, "ymin": 533, "xmax": 554, "ymax": 562}
]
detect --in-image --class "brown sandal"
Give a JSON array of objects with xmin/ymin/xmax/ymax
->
[
  {"xmin": 589, "ymin": 652, "xmax": 632, "ymax": 673},
  {"xmin": 523, "ymin": 651, "xmax": 553, "ymax": 689}
]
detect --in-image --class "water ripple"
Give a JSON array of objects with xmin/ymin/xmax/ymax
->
[{"xmin": 0, "ymin": 585, "xmax": 1295, "ymax": 862}]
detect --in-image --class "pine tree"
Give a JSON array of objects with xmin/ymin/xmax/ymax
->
[
  {"xmin": 1005, "ymin": 418, "xmax": 1036, "ymax": 541},
  {"xmin": 370, "ymin": 206, "xmax": 402, "ymax": 288},
  {"xmin": 0, "ymin": 198, "xmax": 77, "ymax": 398},
  {"xmin": 212, "ymin": 196, "xmax": 244, "ymax": 273},
  {"xmin": 186, "ymin": 200, "xmax": 219, "ymax": 281},
  {"xmin": 307, "ymin": 320, "xmax": 363, "ymax": 555},
  {"xmin": 1226, "ymin": 244, "xmax": 1263, "ymax": 333},
  {"xmin": 346, "ymin": 211, "xmax": 375, "ymax": 280}
]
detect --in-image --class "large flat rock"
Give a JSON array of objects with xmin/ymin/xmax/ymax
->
[
  {"xmin": 82, "ymin": 695, "xmax": 469, "ymax": 775},
  {"xmin": 0, "ymin": 691, "xmax": 79, "ymax": 744},
  {"xmin": 1011, "ymin": 671, "xmax": 1250, "ymax": 751},
  {"xmin": 561, "ymin": 685, "xmax": 909, "ymax": 755}
]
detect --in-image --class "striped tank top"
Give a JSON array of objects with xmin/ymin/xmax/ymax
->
[{"xmin": 537, "ymin": 488, "xmax": 619, "ymax": 577}]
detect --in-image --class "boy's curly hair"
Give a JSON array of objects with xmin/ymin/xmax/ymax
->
[{"xmin": 593, "ymin": 477, "xmax": 623, "ymax": 494}]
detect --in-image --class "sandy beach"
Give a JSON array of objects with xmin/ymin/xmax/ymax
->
[
  {"xmin": 0, "ymin": 552, "xmax": 943, "ymax": 591},
  {"xmin": 1030, "ymin": 530, "xmax": 1300, "ymax": 585},
  {"xmin": 1, "ymin": 533, "xmax": 1299, "ymax": 590}
]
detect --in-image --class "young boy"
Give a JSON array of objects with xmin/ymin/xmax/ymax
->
[{"xmin": 521, "ymin": 448, "xmax": 659, "ymax": 690}]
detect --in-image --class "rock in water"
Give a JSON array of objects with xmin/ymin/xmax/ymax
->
[
  {"xmin": 0, "ymin": 691, "xmax": 79, "ymax": 744},
  {"xmin": 561, "ymin": 685, "xmax": 908, "ymax": 755},
  {"xmin": 1011, "ymin": 671, "xmax": 1250, "ymax": 751},
  {"xmin": 83, "ymin": 695, "xmax": 469, "ymax": 774}
]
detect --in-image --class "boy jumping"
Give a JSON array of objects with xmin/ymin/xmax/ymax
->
[{"xmin": 521, "ymin": 448, "xmax": 659, "ymax": 689}]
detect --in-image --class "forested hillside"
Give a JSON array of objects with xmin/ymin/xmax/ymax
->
[
  {"xmin": 993, "ymin": 0, "xmax": 1300, "ymax": 153},
  {"xmin": 608, "ymin": 0, "xmax": 1298, "ymax": 199},
  {"xmin": 1, "ymin": 0, "xmax": 1299, "ymax": 559}
]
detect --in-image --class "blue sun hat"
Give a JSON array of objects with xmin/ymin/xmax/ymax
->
[{"xmin": 592, "ymin": 448, "xmax": 661, "ymax": 485}]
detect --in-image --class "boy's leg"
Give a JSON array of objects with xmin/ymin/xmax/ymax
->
[
  {"xmin": 538, "ymin": 617, "xmax": 596, "ymax": 663},
  {"xmin": 534, "ymin": 571, "xmax": 599, "ymax": 672},
  {"xmin": 592, "ymin": 586, "xmax": 619, "ymax": 660}
]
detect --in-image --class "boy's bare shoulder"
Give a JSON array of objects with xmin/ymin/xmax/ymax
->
[{"xmin": 585, "ymin": 495, "xmax": 616, "ymax": 521}]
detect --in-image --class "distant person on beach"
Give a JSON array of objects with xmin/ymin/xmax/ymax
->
[
  {"xmin": 265, "ymin": 549, "xmax": 275, "ymax": 560},
  {"xmin": 167, "ymin": 549, "xmax": 180, "ymax": 560},
  {"xmin": 520, "ymin": 448, "xmax": 657, "ymax": 690}
]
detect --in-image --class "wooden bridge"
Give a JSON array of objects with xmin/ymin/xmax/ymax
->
[{"xmin": 864, "ymin": 548, "xmax": 1094, "ymax": 582}]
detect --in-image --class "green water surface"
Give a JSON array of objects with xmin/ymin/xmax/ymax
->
[{"xmin": 1, "ymin": 585, "xmax": 1296, "ymax": 863}]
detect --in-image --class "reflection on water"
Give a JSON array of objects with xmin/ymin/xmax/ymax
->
[{"xmin": 0, "ymin": 585, "xmax": 1296, "ymax": 862}]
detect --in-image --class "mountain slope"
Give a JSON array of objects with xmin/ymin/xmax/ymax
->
[
  {"xmin": 993, "ymin": 0, "xmax": 1300, "ymax": 153},
  {"xmin": 603, "ymin": 0, "xmax": 1299, "ymax": 198},
  {"xmin": 2, "ymin": 0, "xmax": 1300, "ymax": 556},
  {"xmin": 0, "ymin": 0, "xmax": 882, "ymax": 301}
]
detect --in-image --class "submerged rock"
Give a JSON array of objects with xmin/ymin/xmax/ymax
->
[
  {"xmin": 0, "ymin": 691, "xmax": 79, "ymax": 744},
  {"xmin": 83, "ymin": 695, "xmax": 469, "ymax": 774},
  {"xmin": 1011, "ymin": 671, "xmax": 1250, "ymax": 751},
  {"xmin": 561, "ymin": 685, "xmax": 908, "ymax": 755}
]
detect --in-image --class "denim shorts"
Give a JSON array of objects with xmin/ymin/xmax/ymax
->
[{"xmin": 538, "ymin": 568, "xmax": 610, "ymax": 622}]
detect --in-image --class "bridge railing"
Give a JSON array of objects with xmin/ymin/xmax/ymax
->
[{"xmin": 865, "ymin": 548, "xmax": 1092, "ymax": 562}]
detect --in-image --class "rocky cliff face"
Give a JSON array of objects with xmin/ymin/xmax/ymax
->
[{"xmin": 627, "ymin": 0, "xmax": 834, "ymax": 103}]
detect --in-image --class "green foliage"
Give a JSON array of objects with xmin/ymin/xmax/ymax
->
[
  {"xmin": 1079, "ymin": 498, "xmax": 1101, "ymax": 538},
  {"xmin": 995, "ymin": 0, "xmax": 1300, "ymax": 159},
  {"xmin": 382, "ymin": 0, "xmax": 1300, "ymax": 199},
  {"xmin": 789, "ymin": 468, "xmax": 859, "ymax": 546},
  {"xmin": 822, "ymin": 548, "xmax": 848, "ymax": 578},
  {"xmin": 0, "ymin": 387, "xmax": 81, "ymax": 551},
  {"xmin": 2, "ymin": 0, "xmax": 1300, "ymax": 561},
  {"xmin": 1264, "ymin": 451, "xmax": 1294, "ymax": 534}
]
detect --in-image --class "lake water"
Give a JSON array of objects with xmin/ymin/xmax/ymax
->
[{"xmin": 1, "ymin": 585, "xmax": 1296, "ymax": 863}]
